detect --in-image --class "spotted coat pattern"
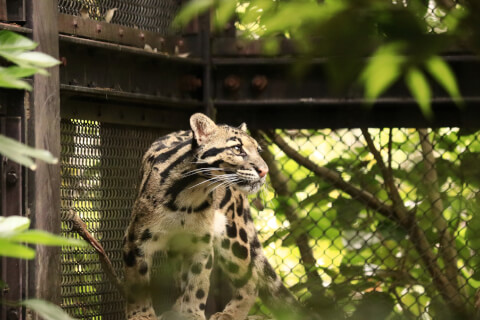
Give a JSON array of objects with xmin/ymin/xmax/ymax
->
[{"xmin": 123, "ymin": 114, "xmax": 301, "ymax": 320}]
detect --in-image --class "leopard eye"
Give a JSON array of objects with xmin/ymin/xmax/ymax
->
[{"xmin": 232, "ymin": 145, "xmax": 245, "ymax": 155}]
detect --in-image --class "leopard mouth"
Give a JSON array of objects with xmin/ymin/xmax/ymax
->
[{"xmin": 235, "ymin": 177, "xmax": 265, "ymax": 194}]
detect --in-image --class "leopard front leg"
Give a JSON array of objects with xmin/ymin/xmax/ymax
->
[
  {"xmin": 168, "ymin": 245, "xmax": 214, "ymax": 320},
  {"xmin": 124, "ymin": 239, "xmax": 156, "ymax": 320}
]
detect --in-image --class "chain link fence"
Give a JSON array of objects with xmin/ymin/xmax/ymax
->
[{"xmin": 251, "ymin": 127, "xmax": 479, "ymax": 320}]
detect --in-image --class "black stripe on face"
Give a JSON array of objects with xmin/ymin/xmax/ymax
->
[
  {"xmin": 192, "ymin": 199, "xmax": 211, "ymax": 212},
  {"xmin": 199, "ymin": 147, "xmax": 227, "ymax": 159},
  {"xmin": 220, "ymin": 188, "xmax": 232, "ymax": 208}
]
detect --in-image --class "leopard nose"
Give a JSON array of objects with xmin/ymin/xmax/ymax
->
[{"xmin": 257, "ymin": 167, "xmax": 269, "ymax": 178}]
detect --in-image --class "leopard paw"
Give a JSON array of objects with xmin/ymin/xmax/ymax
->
[{"xmin": 209, "ymin": 312, "xmax": 235, "ymax": 320}]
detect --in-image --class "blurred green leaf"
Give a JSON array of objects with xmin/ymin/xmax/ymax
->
[
  {"xmin": 9, "ymin": 230, "xmax": 87, "ymax": 247},
  {"xmin": 0, "ymin": 216, "xmax": 30, "ymax": 233},
  {"xmin": 14, "ymin": 52, "xmax": 60, "ymax": 68},
  {"xmin": 22, "ymin": 299, "xmax": 78, "ymax": 320},
  {"xmin": 0, "ymin": 30, "xmax": 37, "ymax": 52},
  {"xmin": 0, "ymin": 134, "xmax": 58, "ymax": 170},
  {"xmin": 174, "ymin": 0, "xmax": 214, "ymax": 27},
  {"xmin": 351, "ymin": 292, "xmax": 395, "ymax": 320},
  {"xmin": 361, "ymin": 43, "xmax": 405, "ymax": 102},
  {"xmin": 425, "ymin": 56, "xmax": 463, "ymax": 105},
  {"xmin": 215, "ymin": 0, "xmax": 237, "ymax": 29},
  {"xmin": 0, "ymin": 239, "xmax": 35, "ymax": 259},
  {"xmin": 405, "ymin": 67, "xmax": 432, "ymax": 119}
]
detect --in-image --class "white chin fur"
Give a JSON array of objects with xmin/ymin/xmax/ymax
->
[{"xmin": 237, "ymin": 180, "xmax": 264, "ymax": 194}]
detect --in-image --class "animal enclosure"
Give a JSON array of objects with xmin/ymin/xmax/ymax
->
[{"xmin": 1, "ymin": 1, "xmax": 480, "ymax": 320}]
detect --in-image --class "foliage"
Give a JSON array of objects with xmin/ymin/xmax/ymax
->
[
  {"xmin": 175, "ymin": 0, "xmax": 476, "ymax": 117},
  {"xmin": 0, "ymin": 31, "xmax": 80, "ymax": 320},
  {"xmin": 0, "ymin": 30, "xmax": 59, "ymax": 168}
]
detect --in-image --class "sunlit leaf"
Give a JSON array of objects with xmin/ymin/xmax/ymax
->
[
  {"xmin": 405, "ymin": 67, "xmax": 432, "ymax": 119},
  {"xmin": 0, "ymin": 30, "xmax": 37, "ymax": 52},
  {"xmin": 425, "ymin": 55, "xmax": 463, "ymax": 106},
  {"xmin": 173, "ymin": 0, "xmax": 214, "ymax": 27},
  {"xmin": 0, "ymin": 73, "xmax": 32, "ymax": 90},
  {"xmin": 15, "ymin": 52, "xmax": 60, "ymax": 68},
  {"xmin": 215, "ymin": 0, "xmax": 237, "ymax": 29},
  {"xmin": 0, "ymin": 239, "xmax": 35, "ymax": 259},
  {"xmin": 361, "ymin": 43, "xmax": 405, "ymax": 103},
  {"xmin": 0, "ymin": 134, "xmax": 58, "ymax": 169},
  {"xmin": 9, "ymin": 230, "xmax": 87, "ymax": 247},
  {"xmin": 0, "ymin": 216, "xmax": 30, "ymax": 233},
  {"xmin": 22, "ymin": 299, "xmax": 78, "ymax": 320}
]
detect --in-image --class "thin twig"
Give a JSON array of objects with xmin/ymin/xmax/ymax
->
[{"xmin": 65, "ymin": 208, "xmax": 125, "ymax": 297}]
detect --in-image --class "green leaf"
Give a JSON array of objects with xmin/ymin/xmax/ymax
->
[
  {"xmin": 0, "ymin": 239, "xmax": 36, "ymax": 259},
  {"xmin": 9, "ymin": 230, "xmax": 87, "ymax": 247},
  {"xmin": 0, "ymin": 134, "xmax": 58, "ymax": 169},
  {"xmin": 1, "ymin": 66, "xmax": 41, "ymax": 78},
  {"xmin": 215, "ymin": 0, "xmax": 237, "ymax": 30},
  {"xmin": 361, "ymin": 43, "xmax": 405, "ymax": 103},
  {"xmin": 0, "ymin": 215, "xmax": 30, "ymax": 233},
  {"xmin": 173, "ymin": 0, "xmax": 214, "ymax": 27},
  {"xmin": 425, "ymin": 56, "xmax": 463, "ymax": 106},
  {"xmin": 0, "ymin": 73, "xmax": 32, "ymax": 90},
  {"xmin": 405, "ymin": 67, "xmax": 432, "ymax": 119},
  {"xmin": 14, "ymin": 52, "xmax": 60, "ymax": 68},
  {"xmin": 22, "ymin": 299, "xmax": 78, "ymax": 320},
  {"xmin": 352, "ymin": 292, "xmax": 395, "ymax": 319},
  {"xmin": 0, "ymin": 30, "xmax": 37, "ymax": 52}
]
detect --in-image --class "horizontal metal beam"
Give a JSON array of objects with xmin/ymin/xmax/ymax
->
[
  {"xmin": 60, "ymin": 84, "xmax": 202, "ymax": 129},
  {"xmin": 58, "ymin": 14, "xmax": 202, "ymax": 57},
  {"xmin": 215, "ymin": 98, "xmax": 480, "ymax": 129}
]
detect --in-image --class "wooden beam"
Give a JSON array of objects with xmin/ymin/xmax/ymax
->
[{"xmin": 27, "ymin": 0, "xmax": 61, "ymax": 309}]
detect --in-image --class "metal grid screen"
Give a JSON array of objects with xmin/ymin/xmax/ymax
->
[
  {"xmin": 60, "ymin": 119, "xmax": 166, "ymax": 319},
  {"xmin": 251, "ymin": 128, "xmax": 480, "ymax": 320},
  {"xmin": 60, "ymin": 125, "xmax": 480, "ymax": 319},
  {"xmin": 57, "ymin": 0, "xmax": 181, "ymax": 34}
]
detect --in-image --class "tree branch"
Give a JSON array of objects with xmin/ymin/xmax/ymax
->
[
  {"xmin": 65, "ymin": 208, "xmax": 125, "ymax": 297},
  {"xmin": 252, "ymin": 131, "xmax": 323, "ymax": 289},
  {"xmin": 418, "ymin": 129, "xmax": 459, "ymax": 292},
  {"xmin": 361, "ymin": 129, "xmax": 409, "ymax": 224},
  {"xmin": 266, "ymin": 130, "xmax": 468, "ymax": 316},
  {"xmin": 264, "ymin": 130, "xmax": 399, "ymax": 222}
]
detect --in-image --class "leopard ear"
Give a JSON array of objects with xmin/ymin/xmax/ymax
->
[
  {"xmin": 238, "ymin": 122, "xmax": 247, "ymax": 132},
  {"xmin": 190, "ymin": 113, "xmax": 217, "ymax": 145}
]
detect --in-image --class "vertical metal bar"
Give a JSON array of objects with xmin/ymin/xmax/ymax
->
[
  {"xmin": 25, "ymin": 0, "xmax": 62, "ymax": 312},
  {"xmin": 200, "ymin": 12, "xmax": 214, "ymax": 118}
]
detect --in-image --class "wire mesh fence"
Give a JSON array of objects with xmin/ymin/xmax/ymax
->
[
  {"xmin": 57, "ymin": 0, "xmax": 181, "ymax": 34},
  {"xmin": 60, "ymin": 119, "xmax": 167, "ymax": 319},
  {"xmin": 252, "ymin": 127, "xmax": 479, "ymax": 320},
  {"xmin": 59, "ymin": 124, "xmax": 480, "ymax": 319}
]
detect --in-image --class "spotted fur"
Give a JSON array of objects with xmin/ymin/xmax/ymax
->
[{"xmin": 123, "ymin": 113, "xmax": 302, "ymax": 320}]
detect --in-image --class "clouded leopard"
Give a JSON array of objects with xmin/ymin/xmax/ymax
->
[{"xmin": 123, "ymin": 113, "xmax": 303, "ymax": 320}]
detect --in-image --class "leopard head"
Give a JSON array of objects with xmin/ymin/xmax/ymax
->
[{"xmin": 189, "ymin": 113, "xmax": 268, "ymax": 194}]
